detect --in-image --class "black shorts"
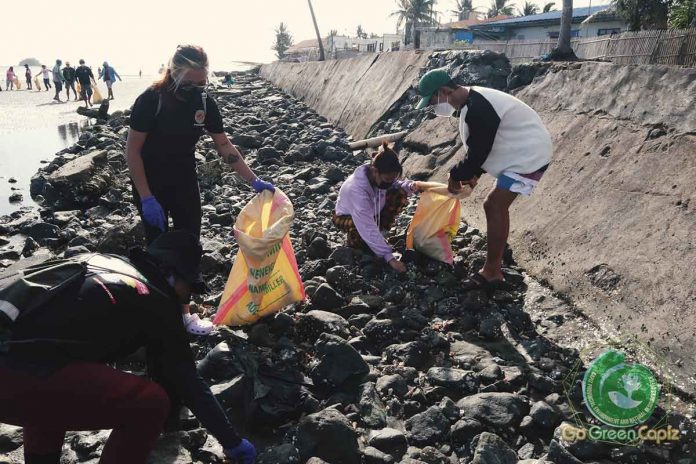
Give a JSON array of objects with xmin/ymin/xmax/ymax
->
[{"xmin": 54, "ymin": 81, "xmax": 63, "ymax": 92}]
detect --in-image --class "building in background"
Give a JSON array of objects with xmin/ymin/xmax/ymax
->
[
  {"xmin": 284, "ymin": 33, "xmax": 405, "ymax": 62},
  {"xmin": 417, "ymin": 15, "xmax": 513, "ymax": 49},
  {"xmin": 469, "ymin": 5, "xmax": 627, "ymax": 41}
]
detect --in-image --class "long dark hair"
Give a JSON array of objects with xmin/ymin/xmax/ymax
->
[
  {"xmin": 153, "ymin": 44, "xmax": 208, "ymax": 92},
  {"xmin": 371, "ymin": 141, "xmax": 403, "ymax": 176}
]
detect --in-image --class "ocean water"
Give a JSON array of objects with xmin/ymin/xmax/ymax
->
[{"xmin": 0, "ymin": 62, "xmax": 257, "ymax": 217}]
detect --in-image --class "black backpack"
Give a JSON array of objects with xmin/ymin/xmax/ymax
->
[
  {"xmin": 0, "ymin": 252, "xmax": 167, "ymax": 335},
  {"xmin": 0, "ymin": 256, "xmax": 88, "ymax": 334}
]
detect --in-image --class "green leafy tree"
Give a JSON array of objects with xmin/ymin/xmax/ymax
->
[
  {"xmin": 669, "ymin": 0, "xmax": 696, "ymax": 28},
  {"xmin": 452, "ymin": 0, "xmax": 477, "ymax": 20},
  {"xmin": 543, "ymin": 2, "xmax": 556, "ymax": 12},
  {"xmin": 272, "ymin": 22, "xmax": 293, "ymax": 59},
  {"xmin": 391, "ymin": 0, "xmax": 439, "ymax": 45},
  {"xmin": 487, "ymin": 0, "xmax": 515, "ymax": 18},
  {"xmin": 519, "ymin": 1, "xmax": 540, "ymax": 15},
  {"xmin": 356, "ymin": 25, "xmax": 368, "ymax": 38},
  {"xmin": 612, "ymin": 0, "xmax": 670, "ymax": 30}
]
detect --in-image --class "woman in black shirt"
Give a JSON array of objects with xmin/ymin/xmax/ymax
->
[{"xmin": 126, "ymin": 44, "xmax": 274, "ymax": 335}]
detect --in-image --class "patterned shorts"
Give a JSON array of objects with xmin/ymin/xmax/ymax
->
[{"xmin": 333, "ymin": 188, "xmax": 408, "ymax": 252}]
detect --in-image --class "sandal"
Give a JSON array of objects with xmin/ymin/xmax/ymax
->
[
  {"xmin": 462, "ymin": 272, "xmax": 504, "ymax": 292},
  {"xmin": 183, "ymin": 313, "xmax": 214, "ymax": 336}
]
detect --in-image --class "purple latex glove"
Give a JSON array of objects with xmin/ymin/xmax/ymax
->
[
  {"xmin": 225, "ymin": 438, "xmax": 256, "ymax": 464},
  {"xmin": 251, "ymin": 178, "xmax": 275, "ymax": 193},
  {"xmin": 141, "ymin": 195, "xmax": 166, "ymax": 231}
]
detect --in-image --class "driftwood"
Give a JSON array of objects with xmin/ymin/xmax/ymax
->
[{"xmin": 348, "ymin": 131, "xmax": 408, "ymax": 151}]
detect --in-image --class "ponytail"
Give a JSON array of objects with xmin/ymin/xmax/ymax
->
[{"xmin": 371, "ymin": 141, "xmax": 402, "ymax": 176}]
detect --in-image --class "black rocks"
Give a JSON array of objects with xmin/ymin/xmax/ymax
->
[
  {"xmin": 256, "ymin": 146, "xmax": 283, "ymax": 164},
  {"xmin": 426, "ymin": 367, "xmax": 479, "ymax": 395},
  {"xmin": 358, "ymin": 382, "xmax": 388, "ymax": 428},
  {"xmin": 368, "ymin": 428, "xmax": 408, "ymax": 459},
  {"xmin": 456, "ymin": 393, "xmax": 529, "ymax": 429},
  {"xmin": 307, "ymin": 236, "xmax": 332, "ymax": 259},
  {"xmin": 384, "ymin": 341, "xmax": 432, "ymax": 369},
  {"xmin": 309, "ymin": 333, "xmax": 369, "ymax": 391},
  {"xmin": 325, "ymin": 265, "xmax": 356, "ymax": 293},
  {"xmin": 296, "ymin": 310, "xmax": 350, "ymax": 342},
  {"xmin": 376, "ymin": 373, "xmax": 409, "ymax": 396},
  {"xmin": 470, "ymin": 432, "xmax": 517, "ymax": 464},
  {"xmin": 296, "ymin": 408, "xmax": 360, "ymax": 464},
  {"xmin": 450, "ymin": 417, "xmax": 484, "ymax": 446},
  {"xmin": 405, "ymin": 405, "xmax": 450, "ymax": 446},
  {"xmin": 311, "ymin": 283, "xmax": 345, "ymax": 310},
  {"xmin": 230, "ymin": 133, "xmax": 263, "ymax": 148},
  {"xmin": 529, "ymin": 400, "xmax": 561, "ymax": 429}
]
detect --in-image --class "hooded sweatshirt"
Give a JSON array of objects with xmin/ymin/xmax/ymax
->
[{"xmin": 335, "ymin": 164, "xmax": 416, "ymax": 262}]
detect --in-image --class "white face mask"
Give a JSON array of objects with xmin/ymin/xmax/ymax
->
[{"xmin": 434, "ymin": 94, "xmax": 456, "ymax": 118}]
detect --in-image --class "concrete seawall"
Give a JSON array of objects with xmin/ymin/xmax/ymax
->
[
  {"xmin": 260, "ymin": 57, "xmax": 696, "ymax": 393},
  {"xmin": 260, "ymin": 51, "xmax": 431, "ymax": 139}
]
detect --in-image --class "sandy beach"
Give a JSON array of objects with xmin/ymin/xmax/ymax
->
[{"xmin": 0, "ymin": 76, "xmax": 155, "ymax": 215}]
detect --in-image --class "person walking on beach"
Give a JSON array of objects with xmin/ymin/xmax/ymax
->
[
  {"xmin": 24, "ymin": 64, "xmax": 32, "ymax": 90},
  {"xmin": 416, "ymin": 68, "xmax": 552, "ymax": 291},
  {"xmin": 40, "ymin": 64, "xmax": 51, "ymax": 90},
  {"xmin": 0, "ymin": 232, "xmax": 257, "ymax": 464},
  {"xmin": 62, "ymin": 61, "xmax": 78, "ymax": 100},
  {"xmin": 75, "ymin": 59, "xmax": 94, "ymax": 108},
  {"xmin": 126, "ymin": 44, "xmax": 275, "ymax": 336},
  {"xmin": 99, "ymin": 61, "xmax": 121, "ymax": 100},
  {"xmin": 52, "ymin": 59, "xmax": 64, "ymax": 102},
  {"xmin": 5, "ymin": 67, "xmax": 16, "ymax": 90}
]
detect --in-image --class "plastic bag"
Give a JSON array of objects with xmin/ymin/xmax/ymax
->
[
  {"xmin": 214, "ymin": 189, "xmax": 305, "ymax": 326},
  {"xmin": 406, "ymin": 182, "xmax": 470, "ymax": 265},
  {"xmin": 91, "ymin": 82, "xmax": 104, "ymax": 104}
]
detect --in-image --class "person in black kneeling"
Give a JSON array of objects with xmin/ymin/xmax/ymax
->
[{"xmin": 0, "ymin": 231, "xmax": 256, "ymax": 464}]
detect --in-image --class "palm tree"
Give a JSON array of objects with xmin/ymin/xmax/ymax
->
[
  {"xmin": 307, "ymin": 0, "xmax": 325, "ymax": 61},
  {"xmin": 518, "ymin": 1, "xmax": 540, "ymax": 16},
  {"xmin": 550, "ymin": 0, "xmax": 577, "ymax": 59},
  {"xmin": 543, "ymin": 2, "xmax": 556, "ymax": 12},
  {"xmin": 487, "ymin": 0, "xmax": 515, "ymax": 18},
  {"xmin": 391, "ymin": 0, "xmax": 438, "ymax": 46},
  {"xmin": 452, "ymin": 0, "xmax": 476, "ymax": 20}
]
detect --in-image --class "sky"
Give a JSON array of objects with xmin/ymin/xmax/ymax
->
[{"xmin": 1, "ymin": 0, "xmax": 598, "ymax": 75}]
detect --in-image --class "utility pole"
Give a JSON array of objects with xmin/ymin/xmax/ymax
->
[{"xmin": 308, "ymin": 0, "xmax": 325, "ymax": 61}]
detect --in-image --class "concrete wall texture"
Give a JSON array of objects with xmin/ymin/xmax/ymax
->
[{"xmin": 260, "ymin": 57, "xmax": 696, "ymax": 393}]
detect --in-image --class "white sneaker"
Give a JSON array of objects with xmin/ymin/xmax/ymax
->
[{"xmin": 183, "ymin": 313, "xmax": 214, "ymax": 336}]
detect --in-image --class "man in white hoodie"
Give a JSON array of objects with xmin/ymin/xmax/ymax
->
[{"xmin": 416, "ymin": 69, "xmax": 553, "ymax": 290}]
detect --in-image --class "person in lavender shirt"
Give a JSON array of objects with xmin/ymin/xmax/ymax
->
[{"xmin": 333, "ymin": 142, "xmax": 424, "ymax": 273}]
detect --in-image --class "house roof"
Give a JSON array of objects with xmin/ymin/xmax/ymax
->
[
  {"xmin": 471, "ymin": 4, "xmax": 612, "ymax": 28},
  {"xmin": 582, "ymin": 8, "xmax": 621, "ymax": 24},
  {"xmin": 286, "ymin": 38, "xmax": 328, "ymax": 53},
  {"xmin": 442, "ymin": 15, "xmax": 513, "ymax": 29}
]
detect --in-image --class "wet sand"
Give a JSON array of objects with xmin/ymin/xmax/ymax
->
[{"xmin": 0, "ymin": 76, "xmax": 155, "ymax": 215}]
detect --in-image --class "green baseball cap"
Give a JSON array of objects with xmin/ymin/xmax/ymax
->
[{"xmin": 416, "ymin": 69, "xmax": 453, "ymax": 109}]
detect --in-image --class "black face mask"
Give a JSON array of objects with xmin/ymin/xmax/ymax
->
[
  {"xmin": 177, "ymin": 84, "xmax": 205, "ymax": 101},
  {"xmin": 378, "ymin": 181, "xmax": 394, "ymax": 190}
]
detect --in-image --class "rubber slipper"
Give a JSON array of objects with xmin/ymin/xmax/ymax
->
[
  {"xmin": 462, "ymin": 272, "xmax": 504, "ymax": 292},
  {"xmin": 183, "ymin": 313, "xmax": 214, "ymax": 336}
]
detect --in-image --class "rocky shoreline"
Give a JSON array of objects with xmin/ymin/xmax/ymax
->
[{"xmin": 1, "ymin": 70, "xmax": 694, "ymax": 464}]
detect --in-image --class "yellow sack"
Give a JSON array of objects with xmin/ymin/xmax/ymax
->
[
  {"xmin": 14, "ymin": 77, "xmax": 21, "ymax": 89},
  {"xmin": 76, "ymin": 82, "xmax": 81, "ymax": 94},
  {"xmin": 406, "ymin": 182, "xmax": 470, "ymax": 264},
  {"xmin": 34, "ymin": 76, "xmax": 40, "ymax": 89},
  {"xmin": 92, "ymin": 82, "xmax": 104, "ymax": 104},
  {"xmin": 214, "ymin": 189, "xmax": 305, "ymax": 326}
]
